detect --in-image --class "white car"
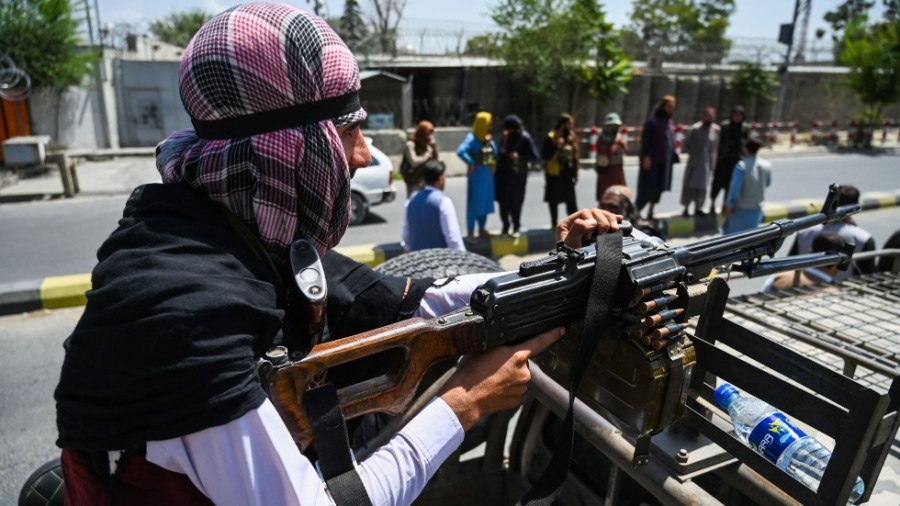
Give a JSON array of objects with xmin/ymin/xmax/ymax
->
[{"xmin": 350, "ymin": 138, "xmax": 397, "ymax": 225}]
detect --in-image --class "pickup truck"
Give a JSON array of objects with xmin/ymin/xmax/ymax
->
[{"xmin": 412, "ymin": 249, "xmax": 900, "ymax": 506}]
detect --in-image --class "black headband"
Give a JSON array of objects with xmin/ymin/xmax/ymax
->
[{"xmin": 191, "ymin": 91, "xmax": 361, "ymax": 140}]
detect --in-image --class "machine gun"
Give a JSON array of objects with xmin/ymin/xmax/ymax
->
[{"xmin": 261, "ymin": 184, "xmax": 859, "ymax": 456}]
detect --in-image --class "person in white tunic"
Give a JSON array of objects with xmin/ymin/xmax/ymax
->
[{"xmin": 680, "ymin": 107, "xmax": 720, "ymax": 217}]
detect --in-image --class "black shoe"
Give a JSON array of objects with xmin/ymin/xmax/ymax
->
[
  {"xmin": 681, "ymin": 210, "xmax": 690, "ymax": 218},
  {"xmin": 695, "ymin": 209, "xmax": 707, "ymax": 217}
]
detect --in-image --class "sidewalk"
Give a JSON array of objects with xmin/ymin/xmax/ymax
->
[
  {"xmin": 1, "ymin": 143, "xmax": 899, "ymax": 316},
  {"xmin": 2, "ymin": 142, "xmax": 894, "ymax": 198}
]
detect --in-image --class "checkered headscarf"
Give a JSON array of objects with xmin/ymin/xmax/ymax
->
[{"xmin": 156, "ymin": 2, "xmax": 366, "ymax": 266}]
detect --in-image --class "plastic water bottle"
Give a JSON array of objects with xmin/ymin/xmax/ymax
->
[{"xmin": 714, "ymin": 383, "xmax": 865, "ymax": 502}]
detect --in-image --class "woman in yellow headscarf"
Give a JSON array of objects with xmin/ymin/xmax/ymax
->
[{"xmin": 456, "ymin": 111, "xmax": 498, "ymax": 242}]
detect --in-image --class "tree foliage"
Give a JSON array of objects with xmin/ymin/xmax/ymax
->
[
  {"xmin": 824, "ymin": 0, "xmax": 875, "ymax": 35},
  {"xmin": 0, "ymin": 0, "xmax": 97, "ymax": 91},
  {"xmin": 729, "ymin": 62, "xmax": 779, "ymax": 103},
  {"xmin": 623, "ymin": 0, "xmax": 736, "ymax": 65},
  {"xmin": 339, "ymin": 0, "xmax": 368, "ymax": 52},
  {"xmin": 886, "ymin": 0, "xmax": 900, "ymax": 21},
  {"xmin": 490, "ymin": 0, "xmax": 632, "ymax": 112},
  {"xmin": 149, "ymin": 9, "xmax": 212, "ymax": 49},
  {"xmin": 463, "ymin": 34, "xmax": 499, "ymax": 56},
  {"xmin": 840, "ymin": 18, "xmax": 900, "ymax": 116}
]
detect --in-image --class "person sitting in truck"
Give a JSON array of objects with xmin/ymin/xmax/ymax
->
[
  {"xmin": 600, "ymin": 185, "xmax": 664, "ymax": 239},
  {"xmin": 788, "ymin": 184, "xmax": 876, "ymax": 281},
  {"xmin": 762, "ymin": 231, "xmax": 848, "ymax": 293},
  {"xmin": 53, "ymin": 4, "xmax": 622, "ymax": 505}
]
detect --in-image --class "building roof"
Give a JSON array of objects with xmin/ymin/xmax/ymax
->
[{"xmin": 359, "ymin": 70, "xmax": 408, "ymax": 82}]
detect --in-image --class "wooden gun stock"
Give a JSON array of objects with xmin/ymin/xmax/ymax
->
[{"xmin": 266, "ymin": 308, "xmax": 485, "ymax": 450}]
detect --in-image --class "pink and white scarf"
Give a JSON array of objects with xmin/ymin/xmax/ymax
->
[{"xmin": 156, "ymin": 3, "xmax": 366, "ymax": 266}]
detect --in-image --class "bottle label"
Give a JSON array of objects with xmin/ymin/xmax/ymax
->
[{"xmin": 748, "ymin": 413, "xmax": 807, "ymax": 462}]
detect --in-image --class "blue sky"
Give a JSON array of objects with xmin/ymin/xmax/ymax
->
[{"xmin": 96, "ymin": 1, "xmax": 887, "ymax": 44}]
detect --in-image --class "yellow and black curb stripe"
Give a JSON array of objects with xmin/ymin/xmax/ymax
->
[
  {"xmin": 0, "ymin": 274, "xmax": 91, "ymax": 315},
  {"xmin": 657, "ymin": 189, "xmax": 900, "ymax": 238},
  {"xmin": 3, "ymin": 190, "xmax": 899, "ymax": 317}
]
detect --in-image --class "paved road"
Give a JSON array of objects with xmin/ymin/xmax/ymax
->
[
  {"xmin": 1, "ymin": 152, "xmax": 898, "ymax": 284},
  {"xmin": 355, "ymin": 151, "xmax": 900, "ymax": 246},
  {"xmin": 2, "ymin": 209, "xmax": 900, "ymax": 505}
]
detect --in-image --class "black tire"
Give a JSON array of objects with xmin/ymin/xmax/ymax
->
[
  {"xmin": 18, "ymin": 458, "xmax": 64, "ymax": 506},
  {"xmin": 374, "ymin": 248, "xmax": 504, "ymax": 278},
  {"xmin": 349, "ymin": 191, "xmax": 368, "ymax": 226}
]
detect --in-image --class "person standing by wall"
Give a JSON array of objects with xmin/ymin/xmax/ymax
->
[
  {"xmin": 400, "ymin": 120, "xmax": 438, "ymax": 198},
  {"xmin": 541, "ymin": 113, "xmax": 580, "ymax": 229},
  {"xmin": 680, "ymin": 107, "xmax": 720, "ymax": 217},
  {"xmin": 637, "ymin": 95, "xmax": 677, "ymax": 220},
  {"xmin": 709, "ymin": 105, "xmax": 748, "ymax": 215},
  {"xmin": 456, "ymin": 111, "xmax": 497, "ymax": 242},
  {"xmin": 495, "ymin": 114, "xmax": 539, "ymax": 235},
  {"xmin": 402, "ymin": 160, "xmax": 465, "ymax": 252},
  {"xmin": 722, "ymin": 136, "xmax": 772, "ymax": 234},
  {"xmin": 594, "ymin": 112, "xmax": 628, "ymax": 207}
]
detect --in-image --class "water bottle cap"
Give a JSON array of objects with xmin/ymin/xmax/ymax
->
[{"xmin": 714, "ymin": 383, "xmax": 739, "ymax": 409}]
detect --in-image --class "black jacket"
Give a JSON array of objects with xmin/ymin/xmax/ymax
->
[{"xmin": 56, "ymin": 183, "xmax": 431, "ymax": 451}]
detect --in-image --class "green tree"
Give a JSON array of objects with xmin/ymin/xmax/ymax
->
[
  {"xmin": 623, "ymin": 0, "xmax": 736, "ymax": 65},
  {"xmin": 729, "ymin": 62, "xmax": 779, "ymax": 103},
  {"xmin": 340, "ymin": 0, "xmax": 368, "ymax": 52},
  {"xmin": 463, "ymin": 34, "xmax": 499, "ymax": 56},
  {"xmin": 0, "ymin": 0, "xmax": 96, "ymax": 91},
  {"xmin": 491, "ymin": 0, "xmax": 632, "ymax": 119},
  {"xmin": 149, "ymin": 9, "xmax": 212, "ymax": 49},
  {"xmin": 886, "ymin": 0, "xmax": 900, "ymax": 21},
  {"xmin": 840, "ymin": 18, "xmax": 900, "ymax": 139},
  {"xmin": 824, "ymin": 0, "xmax": 874, "ymax": 35}
]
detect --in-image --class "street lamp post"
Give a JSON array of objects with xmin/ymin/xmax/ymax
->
[{"xmin": 774, "ymin": 0, "xmax": 802, "ymax": 122}]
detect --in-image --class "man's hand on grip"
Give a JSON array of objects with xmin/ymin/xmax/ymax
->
[
  {"xmin": 557, "ymin": 208, "xmax": 622, "ymax": 248},
  {"xmin": 438, "ymin": 327, "xmax": 565, "ymax": 431}
]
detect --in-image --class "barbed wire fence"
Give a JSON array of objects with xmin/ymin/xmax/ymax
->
[
  {"xmin": 0, "ymin": 53, "xmax": 32, "ymax": 102},
  {"xmin": 382, "ymin": 16, "xmax": 837, "ymax": 66}
]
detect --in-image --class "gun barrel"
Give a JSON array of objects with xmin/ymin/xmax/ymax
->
[
  {"xmin": 673, "ymin": 202, "xmax": 860, "ymax": 268},
  {"xmin": 737, "ymin": 251, "xmax": 853, "ymax": 279}
]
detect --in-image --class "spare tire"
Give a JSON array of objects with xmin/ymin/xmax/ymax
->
[
  {"xmin": 374, "ymin": 248, "xmax": 504, "ymax": 278},
  {"xmin": 19, "ymin": 458, "xmax": 64, "ymax": 506}
]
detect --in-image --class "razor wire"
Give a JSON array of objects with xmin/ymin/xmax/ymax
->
[{"xmin": 0, "ymin": 53, "xmax": 32, "ymax": 101}]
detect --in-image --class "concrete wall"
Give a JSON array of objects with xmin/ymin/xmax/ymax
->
[
  {"xmin": 27, "ymin": 55, "xmax": 900, "ymax": 154},
  {"xmin": 29, "ymin": 86, "xmax": 105, "ymax": 151},
  {"xmin": 378, "ymin": 64, "xmax": 900, "ymax": 134},
  {"xmin": 115, "ymin": 60, "xmax": 190, "ymax": 147}
]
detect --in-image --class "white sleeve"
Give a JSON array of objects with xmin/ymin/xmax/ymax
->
[
  {"xmin": 401, "ymin": 198, "xmax": 411, "ymax": 250},
  {"xmin": 145, "ymin": 397, "xmax": 463, "ymax": 506},
  {"xmin": 439, "ymin": 197, "xmax": 466, "ymax": 251},
  {"xmin": 414, "ymin": 271, "xmax": 511, "ymax": 319}
]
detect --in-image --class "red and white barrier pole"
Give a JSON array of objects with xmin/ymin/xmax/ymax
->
[
  {"xmin": 767, "ymin": 122, "xmax": 778, "ymax": 148},
  {"xmin": 674, "ymin": 123, "xmax": 685, "ymax": 153},
  {"xmin": 829, "ymin": 120, "xmax": 839, "ymax": 147},
  {"xmin": 588, "ymin": 125, "xmax": 599, "ymax": 162},
  {"xmin": 789, "ymin": 121, "xmax": 798, "ymax": 148},
  {"xmin": 810, "ymin": 120, "xmax": 819, "ymax": 145},
  {"xmin": 620, "ymin": 125, "xmax": 630, "ymax": 145}
]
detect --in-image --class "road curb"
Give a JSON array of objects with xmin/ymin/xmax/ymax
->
[{"xmin": 2, "ymin": 191, "xmax": 898, "ymax": 317}]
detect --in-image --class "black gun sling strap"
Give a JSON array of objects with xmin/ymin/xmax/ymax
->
[
  {"xmin": 304, "ymin": 383, "xmax": 374, "ymax": 506},
  {"xmin": 518, "ymin": 231, "xmax": 623, "ymax": 506}
]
